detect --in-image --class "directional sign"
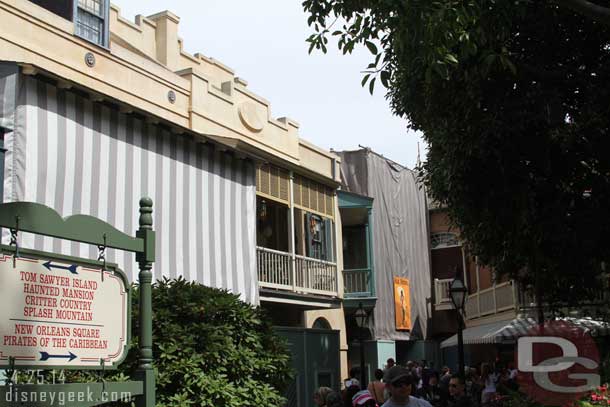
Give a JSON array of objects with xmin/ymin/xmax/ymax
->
[{"xmin": 0, "ymin": 254, "xmax": 129, "ymax": 368}]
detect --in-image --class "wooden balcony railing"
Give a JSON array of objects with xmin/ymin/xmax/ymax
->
[
  {"xmin": 295, "ymin": 255, "xmax": 338, "ymax": 296},
  {"xmin": 256, "ymin": 247, "xmax": 338, "ymax": 297},
  {"xmin": 465, "ymin": 281, "xmax": 516, "ymax": 319},
  {"xmin": 344, "ymin": 268, "xmax": 373, "ymax": 297},
  {"xmin": 434, "ymin": 278, "xmax": 454, "ymax": 310}
]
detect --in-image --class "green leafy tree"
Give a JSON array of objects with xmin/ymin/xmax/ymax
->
[
  {"xmin": 67, "ymin": 278, "xmax": 293, "ymax": 406},
  {"xmin": 303, "ymin": 0, "xmax": 610, "ymax": 308}
]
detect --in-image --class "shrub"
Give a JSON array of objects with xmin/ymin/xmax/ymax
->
[
  {"xmin": 136, "ymin": 277, "xmax": 293, "ymax": 406},
  {"xmin": 67, "ymin": 277, "xmax": 293, "ymax": 406}
]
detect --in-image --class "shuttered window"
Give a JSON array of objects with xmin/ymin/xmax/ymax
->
[
  {"xmin": 256, "ymin": 164, "xmax": 290, "ymax": 205},
  {"xmin": 255, "ymin": 164, "xmax": 335, "ymax": 218},
  {"xmin": 293, "ymin": 174, "xmax": 334, "ymax": 218}
]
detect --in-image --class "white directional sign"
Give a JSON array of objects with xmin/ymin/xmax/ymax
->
[{"xmin": 0, "ymin": 254, "xmax": 129, "ymax": 368}]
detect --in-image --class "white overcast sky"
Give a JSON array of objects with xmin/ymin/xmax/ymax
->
[{"xmin": 116, "ymin": 1, "xmax": 425, "ymax": 169}]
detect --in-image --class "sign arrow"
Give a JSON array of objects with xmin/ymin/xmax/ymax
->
[
  {"xmin": 39, "ymin": 351, "xmax": 77, "ymax": 362},
  {"xmin": 42, "ymin": 261, "xmax": 78, "ymax": 275}
]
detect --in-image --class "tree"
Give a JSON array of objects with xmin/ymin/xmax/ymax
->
[{"xmin": 303, "ymin": 0, "xmax": 610, "ymax": 308}]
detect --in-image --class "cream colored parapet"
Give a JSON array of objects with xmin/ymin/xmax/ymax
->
[
  {"xmin": 0, "ymin": 0, "xmax": 340, "ymax": 184},
  {"xmin": 0, "ymin": 0, "xmax": 190, "ymax": 126}
]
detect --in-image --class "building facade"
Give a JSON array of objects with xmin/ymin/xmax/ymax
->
[
  {"xmin": 336, "ymin": 148, "xmax": 433, "ymax": 380},
  {"xmin": 431, "ymin": 205, "xmax": 609, "ymax": 370},
  {"xmin": 0, "ymin": 1, "xmax": 346, "ymax": 404}
]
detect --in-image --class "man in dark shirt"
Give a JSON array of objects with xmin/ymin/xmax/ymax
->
[{"xmin": 448, "ymin": 375, "xmax": 472, "ymax": 407}]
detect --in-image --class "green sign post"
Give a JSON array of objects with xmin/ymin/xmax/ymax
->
[{"xmin": 0, "ymin": 198, "xmax": 155, "ymax": 407}]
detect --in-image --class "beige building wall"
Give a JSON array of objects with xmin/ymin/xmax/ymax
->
[
  {"xmin": 1, "ymin": 0, "xmax": 348, "ymax": 379},
  {"xmin": 0, "ymin": 0, "xmax": 340, "ymax": 186}
]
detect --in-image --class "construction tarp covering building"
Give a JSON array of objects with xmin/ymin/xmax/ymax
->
[
  {"xmin": 0, "ymin": 64, "xmax": 259, "ymax": 304},
  {"xmin": 339, "ymin": 149, "xmax": 431, "ymax": 340}
]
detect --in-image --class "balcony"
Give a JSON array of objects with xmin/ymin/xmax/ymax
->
[
  {"xmin": 257, "ymin": 247, "xmax": 338, "ymax": 297},
  {"xmin": 465, "ymin": 281, "xmax": 516, "ymax": 319},
  {"xmin": 339, "ymin": 190, "xmax": 375, "ymax": 309},
  {"xmin": 344, "ymin": 268, "xmax": 373, "ymax": 298},
  {"xmin": 434, "ymin": 278, "xmax": 454, "ymax": 311}
]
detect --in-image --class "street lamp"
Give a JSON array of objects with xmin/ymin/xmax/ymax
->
[
  {"xmin": 449, "ymin": 277, "xmax": 467, "ymax": 377},
  {"xmin": 354, "ymin": 302, "xmax": 368, "ymax": 387}
]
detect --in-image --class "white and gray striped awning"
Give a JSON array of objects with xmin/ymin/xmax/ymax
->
[
  {"xmin": 0, "ymin": 63, "xmax": 18, "ymax": 130},
  {"xmin": 440, "ymin": 317, "xmax": 610, "ymax": 348},
  {"xmin": 2, "ymin": 72, "xmax": 260, "ymax": 304}
]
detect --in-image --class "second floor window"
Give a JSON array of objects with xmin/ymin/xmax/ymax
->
[
  {"xmin": 28, "ymin": 0, "xmax": 108, "ymax": 47},
  {"xmin": 75, "ymin": 0, "xmax": 107, "ymax": 46},
  {"xmin": 305, "ymin": 214, "xmax": 334, "ymax": 262}
]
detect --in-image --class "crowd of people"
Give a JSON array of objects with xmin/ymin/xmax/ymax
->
[{"xmin": 314, "ymin": 359, "xmax": 519, "ymax": 407}]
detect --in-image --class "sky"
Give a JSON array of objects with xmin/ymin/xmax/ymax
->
[{"xmin": 115, "ymin": 1, "xmax": 425, "ymax": 169}]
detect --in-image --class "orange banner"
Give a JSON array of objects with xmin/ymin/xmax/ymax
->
[{"xmin": 394, "ymin": 276, "xmax": 411, "ymax": 330}]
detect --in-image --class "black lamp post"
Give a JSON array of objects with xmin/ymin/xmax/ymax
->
[
  {"xmin": 354, "ymin": 302, "xmax": 368, "ymax": 387},
  {"xmin": 449, "ymin": 277, "xmax": 467, "ymax": 377}
]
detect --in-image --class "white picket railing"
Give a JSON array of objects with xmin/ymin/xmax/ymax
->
[
  {"xmin": 295, "ymin": 255, "xmax": 338, "ymax": 296},
  {"xmin": 256, "ymin": 247, "xmax": 338, "ymax": 297},
  {"xmin": 434, "ymin": 278, "xmax": 453, "ymax": 307},
  {"xmin": 465, "ymin": 281, "xmax": 516, "ymax": 319},
  {"xmin": 256, "ymin": 247, "xmax": 293, "ymax": 291}
]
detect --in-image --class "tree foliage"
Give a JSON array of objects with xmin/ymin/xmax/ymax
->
[
  {"xmin": 303, "ymin": 0, "xmax": 610, "ymax": 305},
  {"xmin": 133, "ymin": 278, "xmax": 293, "ymax": 406},
  {"xmin": 66, "ymin": 278, "xmax": 293, "ymax": 406}
]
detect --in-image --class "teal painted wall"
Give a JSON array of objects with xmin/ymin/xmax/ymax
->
[
  {"xmin": 348, "ymin": 339, "xmax": 396, "ymax": 387},
  {"xmin": 376, "ymin": 340, "xmax": 396, "ymax": 370},
  {"xmin": 399, "ymin": 340, "xmax": 442, "ymax": 370},
  {"xmin": 348, "ymin": 340, "xmax": 376, "ymax": 385},
  {"xmin": 276, "ymin": 327, "xmax": 341, "ymax": 407}
]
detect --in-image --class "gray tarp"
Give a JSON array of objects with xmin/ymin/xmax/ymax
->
[
  {"xmin": 339, "ymin": 149, "xmax": 432, "ymax": 341},
  {"xmin": 0, "ymin": 63, "xmax": 18, "ymax": 130}
]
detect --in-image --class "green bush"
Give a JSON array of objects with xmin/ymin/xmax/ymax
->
[
  {"xmin": 67, "ymin": 277, "xmax": 293, "ymax": 406},
  {"xmin": 136, "ymin": 277, "xmax": 293, "ymax": 406}
]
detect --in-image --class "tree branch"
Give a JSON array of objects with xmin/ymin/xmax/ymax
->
[{"xmin": 558, "ymin": 0, "xmax": 610, "ymax": 26}]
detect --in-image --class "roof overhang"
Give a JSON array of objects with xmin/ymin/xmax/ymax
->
[{"xmin": 208, "ymin": 134, "xmax": 341, "ymax": 187}]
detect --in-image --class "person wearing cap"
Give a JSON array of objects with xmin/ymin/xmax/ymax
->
[
  {"xmin": 382, "ymin": 366, "xmax": 433, "ymax": 407},
  {"xmin": 352, "ymin": 390, "xmax": 379, "ymax": 407}
]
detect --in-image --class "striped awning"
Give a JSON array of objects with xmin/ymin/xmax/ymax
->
[
  {"xmin": 440, "ymin": 317, "xmax": 610, "ymax": 348},
  {"xmin": 0, "ymin": 63, "xmax": 18, "ymax": 130}
]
